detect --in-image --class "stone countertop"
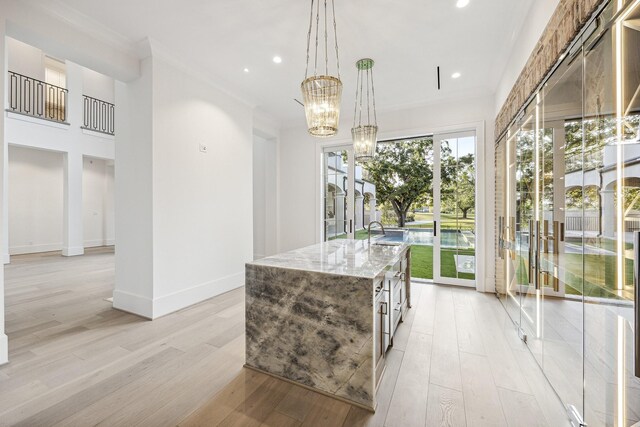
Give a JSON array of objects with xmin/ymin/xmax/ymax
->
[{"xmin": 247, "ymin": 239, "xmax": 409, "ymax": 279}]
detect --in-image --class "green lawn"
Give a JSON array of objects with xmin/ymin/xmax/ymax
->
[
  {"xmin": 513, "ymin": 252, "xmax": 635, "ymax": 300},
  {"xmin": 330, "ymin": 226, "xmax": 476, "ymax": 281},
  {"xmin": 412, "ymin": 212, "xmax": 475, "ymax": 230},
  {"xmin": 410, "ymin": 245, "xmax": 475, "ymax": 280}
]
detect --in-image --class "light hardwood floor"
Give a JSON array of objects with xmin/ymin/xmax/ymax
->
[{"xmin": 0, "ymin": 248, "xmax": 569, "ymax": 426}]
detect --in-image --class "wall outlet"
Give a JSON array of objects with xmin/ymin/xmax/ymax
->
[{"xmin": 199, "ymin": 143, "xmax": 208, "ymax": 153}]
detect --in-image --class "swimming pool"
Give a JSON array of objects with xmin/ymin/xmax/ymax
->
[{"xmin": 375, "ymin": 228, "xmax": 475, "ymax": 249}]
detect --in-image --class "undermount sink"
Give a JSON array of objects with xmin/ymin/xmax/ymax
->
[{"xmin": 372, "ymin": 241, "xmax": 402, "ymax": 247}]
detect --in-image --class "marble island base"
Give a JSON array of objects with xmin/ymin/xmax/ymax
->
[{"xmin": 245, "ymin": 240, "xmax": 411, "ymax": 411}]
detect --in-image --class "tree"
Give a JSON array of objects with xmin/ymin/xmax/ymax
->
[
  {"xmin": 364, "ymin": 138, "xmax": 434, "ymax": 227},
  {"xmin": 441, "ymin": 152, "xmax": 475, "ymax": 219}
]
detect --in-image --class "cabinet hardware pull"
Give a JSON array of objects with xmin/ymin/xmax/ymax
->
[{"xmin": 634, "ymin": 232, "xmax": 640, "ymax": 378}]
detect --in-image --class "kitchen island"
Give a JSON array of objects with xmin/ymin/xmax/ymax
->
[{"xmin": 245, "ymin": 239, "xmax": 411, "ymax": 411}]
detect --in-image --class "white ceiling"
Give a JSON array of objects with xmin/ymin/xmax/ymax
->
[{"xmin": 46, "ymin": 0, "xmax": 534, "ymax": 124}]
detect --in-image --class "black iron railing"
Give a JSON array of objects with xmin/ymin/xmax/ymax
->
[
  {"xmin": 8, "ymin": 71, "xmax": 68, "ymax": 122},
  {"xmin": 82, "ymin": 95, "xmax": 115, "ymax": 135}
]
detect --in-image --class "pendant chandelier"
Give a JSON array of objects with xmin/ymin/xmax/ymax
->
[
  {"xmin": 301, "ymin": 0, "xmax": 342, "ymax": 137},
  {"xmin": 352, "ymin": 58, "xmax": 378, "ymax": 162}
]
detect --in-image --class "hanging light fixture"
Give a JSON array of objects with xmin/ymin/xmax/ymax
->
[
  {"xmin": 301, "ymin": 0, "xmax": 342, "ymax": 137},
  {"xmin": 352, "ymin": 58, "xmax": 378, "ymax": 162}
]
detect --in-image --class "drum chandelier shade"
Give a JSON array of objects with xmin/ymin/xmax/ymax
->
[
  {"xmin": 352, "ymin": 58, "xmax": 378, "ymax": 162},
  {"xmin": 301, "ymin": 0, "xmax": 343, "ymax": 138}
]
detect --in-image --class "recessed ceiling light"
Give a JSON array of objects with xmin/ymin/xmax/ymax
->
[
  {"xmin": 452, "ymin": 72, "xmax": 461, "ymax": 79},
  {"xmin": 243, "ymin": 68, "xmax": 250, "ymax": 73},
  {"xmin": 273, "ymin": 56, "xmax": 282, "ymax": 64},
  {"xmin": 456, "ymin": 0, "xmax": 469, "ymax": 8}
]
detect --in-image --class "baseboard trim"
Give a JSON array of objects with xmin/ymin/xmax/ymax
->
[
  {"xmin": 10, "ymin": 240, "xmax": 115, "ymax": 256},
  {"xmin": 84, "ymin": 239, "xmax": 115, "ymax": 248},
  {"xmin": 10, "ymin": 243, "xmax": 61, "ymax": 255},
  {"xmin": 112, "ymin": 290, "xmax": 153, "ymax": 319},
  {"xmin": 152, "ymin": 271, "xmax": 244, "ymax": 319},
  {"xmin": 0, "ymin": 333, "xmax": 8, "ymax": 365},
  {"xmin": 62, "ymin": 246, "xmax": 85, "ymax": 257}
]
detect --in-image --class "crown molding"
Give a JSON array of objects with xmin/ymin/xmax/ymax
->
[
  {"xmin": 144, "ymin": 37, "xmax": 258, "ymax": 109},
  {"xmin": 24, "ymin": 0, "xmax": 138, "ymax": 58}
]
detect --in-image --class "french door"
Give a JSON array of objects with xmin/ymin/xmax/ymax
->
[
  {"xmin": 321, "ymin": 131, "xmax": 478, "ymax": 288},
  {"xmin": 433, "ymin": 131, "xmax": 477, "ymax": 287}
]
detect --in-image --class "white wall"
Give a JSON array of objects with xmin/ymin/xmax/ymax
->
[
  {"xmin": 494, "ymin": 0, "xmax": 560, "ymax": 113},
  {"xmin": 8, "ymin": 146, "xmax": 63, "ymax": 254},
  {"xmin": 0, "ymin": 16, "xmax": 7, "ymax": 366},
  {"xmin": 6, "ymin": 147, "xmax": 114, "ymax": 254},
  {"xmin": 113, "ymin": 57, "xmax": 154, "ymax": 316},
  {"xmin": 278, "ymin": 95, "xmax": 496, "ymax": 292},
  {"xmin": 82, "ymin": 67, "xmax": 115, "ymax": 103},
  {"xmin": 7, "ymin": 36, "xmax": 44, "ymax": 81},
  {"xmin": 253, "ymin": 135, "xmax": 277, "ymax": 260},
  {"xmin": 114, "ymin": 50, "xmax": 254, "ymax": 319},
  {"xmin": 151, "ymin": 55, "xmax": 253, "ymax": 315},
  {"xmin": 83, "ymin": 156, "xmax": 114, "ymax": 247}
]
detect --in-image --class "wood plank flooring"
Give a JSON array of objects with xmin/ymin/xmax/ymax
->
[{"xmin": 0, "ymin": 248, "xmax": 570, "ymax": 426}]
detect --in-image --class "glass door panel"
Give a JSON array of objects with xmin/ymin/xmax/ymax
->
[
  {"xmin": 361, "ymin": 136, "xmax": 436, "ymax": 280},
  {"xmin": 502, "ymin": 126, "xmax": 523, "ymax": 326},
  {"xmin": 539, "ymin": 42, "xmax": 586, "ymax": 420},
  {"xmin": 515, "ymin": 106, "xmax": 541, "ymax": 356},
  {"xmin": 434, "ymin": 131, "xmax": 476, "ymax": 286},
  {"xmin": 582, "ymin": 5, "xmax": 640, "ymax": 425},
  {"xmin": 323, "ymin": 147, "xmax": 353, "ymax": 241}
]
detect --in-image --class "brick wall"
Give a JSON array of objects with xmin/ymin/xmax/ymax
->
[{"xmin": 494, "ymin": 0, "xmax": 604, "ymax": 140}]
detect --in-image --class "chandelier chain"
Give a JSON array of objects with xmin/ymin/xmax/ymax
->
[
  {"xmin": 358, "ymin": 66, "xmax": 364, "ymax": 127},
  {"xmin": 366, "ymin": 68, "xmax": 371, "ymax": 125},
  {"xmin": 314, "ymin": 0, "xmax": 320, "ymax": 75},
  {"xmin": 324, "ymin": 0, "xmax": 328, "ymax": 75},
  {"xmin": 353, "ymin": 68, "xmax": 360, "ymax": 128},
  {"xmin": 304, "ymin": 0, "xmax": 315, "ymax": 79},
  {"xmin": 371, "ymin": 66, "xmax": 377, "ymax": 125},
  {"xmin": 331, "ymin": 0, "xmax": 340, "ymax": 78}
]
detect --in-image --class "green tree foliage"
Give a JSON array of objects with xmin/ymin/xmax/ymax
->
[
  {"xmin": 365, "ymin": 138, "xmax": 434, "ymax": 227},
  {"xmin": 441, "ymin": 152, "xmax": 475, "ymax": 219}
]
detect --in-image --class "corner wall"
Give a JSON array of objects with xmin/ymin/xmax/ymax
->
[
  {"xmin": 114, "ymin": 52, "xmax": 254, "ymax": 319},
  {"xmin": 150, "ymin": 55, "xmax": 253, "ymax": 317}
]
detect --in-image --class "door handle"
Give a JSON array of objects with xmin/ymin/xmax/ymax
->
[
  {"xmin": 528, "ymin": 220, "xmax": 534, "ymax": 285},
  {"xmin": 634, "ymin": 231, "xmax": 640, "ymax": 378},
  {"xmin": 381, "ymin": 302, "xmax": 388, "ymax": 315},
  {"xmin": 434, "ymin": 221, "xmax": 437, "ymax": 237}
]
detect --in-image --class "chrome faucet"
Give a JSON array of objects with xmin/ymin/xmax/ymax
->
[{"xmin": 367, "ymin": 221, "xmax": 386, "ymax": 245}]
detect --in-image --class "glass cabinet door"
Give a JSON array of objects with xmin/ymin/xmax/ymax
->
[
  {"xmin": 538, "ymin": 39, "xmax": 586, "ymax": 421},
  {"xmin": 496, "ymin": 2, "xmax": 640, "ymax": 425},
  {"xmin": 582, "ymin": 3, "xmax": 640, "ymax": 425}
]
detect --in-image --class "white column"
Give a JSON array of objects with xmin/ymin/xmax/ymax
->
[
  {"xmin": 369, "ymin": 197, "xmax": 377, "ymax": 223},
  {"xmin": 61, "ymin": 62, "xmax": 85, "ymax": 257},
  {"xmin": 0, "ymin": 17, "xmax": 9, "ymax": 365},
  {"xmin": 601, "ymin": 189, "xmax": 615, "ymax": 238},
  {"xmin": 112, "ymin": 57, "xmax": 155, "ymax": 319},
  {"xmin": 62, "ymin": 151, "xmax": 84, "ymax": 256},
  {"xmin": 355, "ymin": 194, "xmax": 364, "ymax": 230},
  {"xmin": 2, "ymin": 130, "xmax": 7, "ymax": 264}
]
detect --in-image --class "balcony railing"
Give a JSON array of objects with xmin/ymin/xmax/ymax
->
[
  {"xmin": 7, "ymin": 71, "xmax": 68, "ymax": 123},
  {"xmin": 82, "ymin": 95, "xmax": 115, "ymax": 136}
]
